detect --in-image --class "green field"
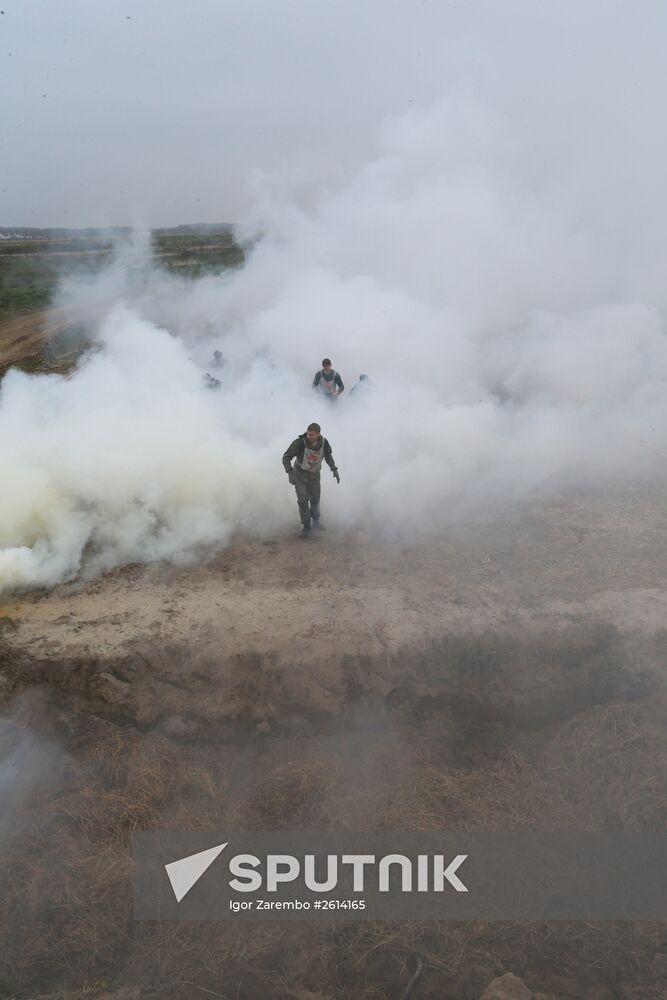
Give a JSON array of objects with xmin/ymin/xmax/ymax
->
[{"xmin": 0, "ymin": 225, "xmax": 244, "ymax": 321}]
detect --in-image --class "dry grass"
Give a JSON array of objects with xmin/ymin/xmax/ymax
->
[{"xmin": 2, "ymin": 699, "xmax": 667, "ymax": 998}]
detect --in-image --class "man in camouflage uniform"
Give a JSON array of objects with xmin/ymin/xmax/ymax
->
[{"xmin": 282, "ymin": 422, "xmax": 340, "ymax": 538}]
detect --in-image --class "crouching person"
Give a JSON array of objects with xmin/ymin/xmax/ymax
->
[{"xmin": 282, "ymin": 422, "xmax": 340, "ymax": 538}]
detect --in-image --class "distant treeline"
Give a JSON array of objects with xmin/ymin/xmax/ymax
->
[
  {"xmin": 0, "ymin": 227, "xmax": 133, "ymax": 240},
  {"xmin": 0, "ymin": 223, "xmax": 235, "ymax": 239},
  {"xmin": 155, "ymin": 223, "xmax": 236, "ymax": 235}
]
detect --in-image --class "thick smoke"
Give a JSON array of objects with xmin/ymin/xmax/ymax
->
[
  {"xmin": 2, "ymin": 91, "xmax": 667, "ymax": 592},
  {"xmin": 0, "ymin": 707, "xmax": 70, "ymax": 847}
]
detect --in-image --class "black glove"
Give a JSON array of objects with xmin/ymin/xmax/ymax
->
[
  {"xmin": 333, "ymin": 469, "xmax": 340, "ymax": 484},
  {"xmin": 287, "ymin": 470, "xmax": 295, "ymax": 485}
]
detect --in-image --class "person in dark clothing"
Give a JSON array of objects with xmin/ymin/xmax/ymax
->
[
  {"xmin": 282, "ymin": 422, "xmax": 340, "ymax": 537},
  {"xmin": 312, "ymin": 358, "xmax": 344, "ymax": 400},
  {"xmin": 350, "ymin": 373, "xmax": 372, "ymax": 395}
]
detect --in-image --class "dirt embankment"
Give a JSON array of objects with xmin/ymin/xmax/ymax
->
[
  {"xmin": 0, "ymin": 307, "xmax": 81, "ymax": 379},
  {"xmin": 0, "ymin": 308, "xmax": 59, "ymax": 362},
  {"xmin": 2, "ymin": 488, "xmax": 667, "ymax": 997}
]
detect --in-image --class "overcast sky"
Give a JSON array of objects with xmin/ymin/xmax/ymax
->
[{"xmin": 2, "ymin": 0, "xmax": 667, "ymax": 228}]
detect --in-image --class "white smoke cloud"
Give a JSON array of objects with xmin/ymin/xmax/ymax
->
[
  {"xmin": 2, "ymin": 91, "xmax": 667, "ymax": 592},
  {"xmin": 0, "ymin": 711, "xmax": 70, "ymax": 846}
]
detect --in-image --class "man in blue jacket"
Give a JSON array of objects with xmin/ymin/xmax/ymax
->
[{"xmin": 282, "ymin": 422, "xmax": 340, "ymax": 537}]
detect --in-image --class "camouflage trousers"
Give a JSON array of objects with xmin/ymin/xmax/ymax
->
[{"xmin": 290, "ymin": 469, "xmax": 321, "ymax": 525}]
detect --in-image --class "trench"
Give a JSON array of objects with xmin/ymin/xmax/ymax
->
[
  {"xmin": 1, "ymin": 620, "xmax": 659, "ymax": 747},
  {"xmin": 1, "ymin": 622, "xmax": 667, "ymax": 999}
]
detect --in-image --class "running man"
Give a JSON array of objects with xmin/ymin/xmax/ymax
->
[{"xmin": 282, "ymin": 422, "xmax": 340, "ymax": 537}]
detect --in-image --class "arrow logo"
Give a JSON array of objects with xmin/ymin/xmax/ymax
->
[{"xmin": 165, "ymin": 842, "xmax": 228, "ymax": 902}]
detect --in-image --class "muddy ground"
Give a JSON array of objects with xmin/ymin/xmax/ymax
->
[{"xmin": 1, "ymin": 314, "xmax": 667, "ymax": 999}]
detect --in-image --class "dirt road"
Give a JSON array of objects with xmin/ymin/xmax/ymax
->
[{"xmin": 0, "ymin": 308, "xmax": 71, "ymax": 368}]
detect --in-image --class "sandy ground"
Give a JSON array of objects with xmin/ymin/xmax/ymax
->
[
  {"xmin": 0, "ymin": 308, "xmax": 71, "ymax": 367},
  {"xmin": 2, "ymin": 482, "xmax": 667, "ymax": 733},
  {"xmin": 4, "ymin": 483, "xmax": 667, "ymax": 655}
]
